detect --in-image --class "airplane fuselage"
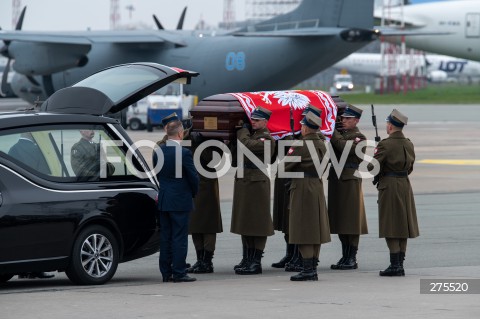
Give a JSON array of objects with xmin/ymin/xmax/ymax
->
[
  {"xmin": 332, "ymin": 52, "xmax": 480, "ymax": 79},
  {"xmin": 14, "ymin": 32, "xmax": 370, "ymax": 103},
  {"xmin": 378, "ymin": 0, "xmax": 480, "ymax": 61}
]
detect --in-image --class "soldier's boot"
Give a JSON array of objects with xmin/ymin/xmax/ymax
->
[
  {"xmin": 194, "ymin": 250, "xmax": 214, "ymax": 274},
  {"xmin": 339, "ymin": 245, "xmax": 358, "ymax": 270},
  {"xmin": 330, "ymin": 241, "xmax": 348, "ymax": 270},
  {"xmin": 285, "ymin": 245, "xmax": 304, "ymax": 272},
  {"xmin": 186, "ymin": 249, "xmax": 204, "ymax": 273},
  {"xmin": 379, "ymin": 253, "xmax": 404, "ymax": 277},
  {"xmin": 233, "ymin": 247, "xmax": 248, "ymax": 271},
  {"xmin": 236, "ymin": 249, "xmax": 263, "ymax": 275},
  {"xmin": 290, "ymin": 258, "xmax": 318, "ymax": 281},
  {"xmin": 399, "ymin": 251, "xmax": 406, "ymax": 276},
  {"xmin": 271, "ymin": 243, "xmax": 294, "ymax": 268}
]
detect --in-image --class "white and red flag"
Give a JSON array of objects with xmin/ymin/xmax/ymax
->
[{"xmin": 229, "ymin": 90, "xmax": 337, "ymax": 140}]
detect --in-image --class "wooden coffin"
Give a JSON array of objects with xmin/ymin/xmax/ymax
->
[
  {"xmin": 190, "ymin": 94, "xmax": 248, "ymax": 141},
  {"xmin": 191, "ymin": 92, "xmax": 347, "ymax": 141}
]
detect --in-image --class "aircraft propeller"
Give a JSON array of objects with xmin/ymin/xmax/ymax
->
[
  {"xmin": 1, "ymin": 6, "xmax": 26, "ymax": 96},
  {"xmin": 152, "ymin": 6, "xmax": 187, "ymax": 30}
]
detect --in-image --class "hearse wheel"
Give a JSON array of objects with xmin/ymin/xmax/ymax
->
[{"xmin": 66, "ymin": 225, "xmax": 119, "ymax": 285}]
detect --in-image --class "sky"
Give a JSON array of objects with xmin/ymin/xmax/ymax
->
[
  {"xmin": 0, "ymin": 0, "xmax": 458, "ymax": 31},
  {"xmin": 0, "ymin": 0, "xmax": 245, "ymax": 31}
]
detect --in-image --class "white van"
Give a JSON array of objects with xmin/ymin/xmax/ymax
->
[{"xmin": 333, "ymin": 74, "xmax": 354, "ymax": 91}]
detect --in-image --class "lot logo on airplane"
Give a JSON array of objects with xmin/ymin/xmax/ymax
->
[{"xmin": 439, "ymin": 61, "xmax": 467, "ymax": 73}]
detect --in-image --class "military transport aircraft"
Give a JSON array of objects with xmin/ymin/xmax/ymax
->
[{"xmin": 0, "ymin": 0, "xmax": 379, "ymax": 104}]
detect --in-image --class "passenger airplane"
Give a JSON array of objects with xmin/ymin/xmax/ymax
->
[
  {"xmin": 375, "ymin": 0, "xmax": 480, "ymax": 62},
  {"xmin": 0, "ymin": 0, "xmax": 379, "ymax": 104},
  {"xmin": 332, "ymin": 52, "xmax": 480, "ymax": 81}
]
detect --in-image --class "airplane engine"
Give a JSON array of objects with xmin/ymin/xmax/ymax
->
[
  {"xmin": 427, "ymin": 70, "xmax": 448, "ymax": 83},
  {"xmin": 9, "ymin": 42, "xmax": 90, "ymax": 75}
]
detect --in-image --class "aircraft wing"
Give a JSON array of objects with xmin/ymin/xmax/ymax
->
[
  {"xmin": 0, "ymin": 30, "xmax": 186, "ymax": 46},
  {"xmin": 233, "ymin": 27, "xmax": 347, "ymax": 37},
  {"xmin": 376, "ymin": 27, "xmax": 452, "ymax": 37},
  {"xmin": 0, "ymin": 30, "xmax": 186, "ymax": 75},
  {"xmin": 232, "ymin": 27, "xmax": 379, "ymax": 41}
]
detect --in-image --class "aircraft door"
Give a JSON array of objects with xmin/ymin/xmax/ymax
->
[{"xmin": 466, "ymin": 13, "xmax": 480, "ymax": 37}]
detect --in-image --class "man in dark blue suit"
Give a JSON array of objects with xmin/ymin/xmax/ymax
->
[
  {"xmin": 9, "ymin": 132, "xmax": 54, "ymax": 279},
  {"xmin": 153, "ymin": 113, "xmax": 199, "ymax": 283}
]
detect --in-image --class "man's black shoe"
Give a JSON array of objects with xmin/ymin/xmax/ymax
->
[
  {"xmin": 162, "ymin": 275, "xmax": 173, "ymax": 282},
  {"xmin": 18, "ymin": 272, "xmax": 54, "ymax": 279},
  {"xmin": 173, "ymin": 275, "xmax": 196, "ymax": 283}
]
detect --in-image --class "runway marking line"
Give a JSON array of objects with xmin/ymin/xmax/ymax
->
[{"xmin": 419, "ymin": 159, "xmax": 480, "ymax": 166}]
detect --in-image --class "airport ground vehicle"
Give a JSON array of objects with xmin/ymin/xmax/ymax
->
[
  {"xmin": 333, "ymin": 74, "xmax": 354, "ymax": 91},
  {"xmin": 126, "ymin": 84, "xmax": 196, "ymax": 131},
  {"xmin": 126, "ymin": 99, "xmax": 148, "ymax": 131},
  {"xmin": 0, "ymin": 63, "xmax": 198, "ymax": 285}
]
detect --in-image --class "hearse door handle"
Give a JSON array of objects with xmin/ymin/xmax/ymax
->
[{"xmin": 0, "ymin": 191, "xmax": 3, "ymax": 207}]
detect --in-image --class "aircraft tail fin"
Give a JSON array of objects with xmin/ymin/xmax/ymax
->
[{"xmin": 256, "ymin": 0, "xmax": 374, "ymax": 29}]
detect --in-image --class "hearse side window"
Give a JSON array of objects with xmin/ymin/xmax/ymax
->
[{"xmin": 0, "ymin": 126, "xmax": 146, "ymax": 183}]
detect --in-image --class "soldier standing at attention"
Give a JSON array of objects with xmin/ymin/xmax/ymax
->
[
  {"xmin": 328, "ymin": 105, "xmax": 368, "ymax": 270},
  {"xmin": 231, "ymin": 107, "xmax": 275, "ymax": 275},
  {"xmin": 284, "ymin": 111, "xmax": 331, "ymax": 281},
  {"xmin": 373, "ymin": 109, "xmax": 419, "ymax": 277},
  {"xmin": 186, "ymin": 133, "xmax": 223, "ymax": 274}
]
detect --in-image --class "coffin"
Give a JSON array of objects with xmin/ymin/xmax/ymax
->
[
  {"xmin": 191, "ymin": 91, "xmax": 347, "ymax": 142},
  {"xmin": 190, "ymin": 94, "xmax": 248, "ymax": 141}
]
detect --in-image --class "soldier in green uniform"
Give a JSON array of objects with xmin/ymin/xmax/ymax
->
[
  {"xmin": 271, "ymin": 134, "xmax": 295, "ymax": 269},
  {"xmin": 272, "ymin": 105, "xmax": 324, "ymax": 272},
  {"xmin": 373, "ymin": 109, "xmax": 419, "ymax": 277},
  {"xmin": 231, "ymin": 106, "xmax": 275, "ymax": 275},
  {"xmin": 328, "ymin": 105, "xmax": 368, "ymax": 270},
  {"xmin": 71, "ymin": 129, "xmax": 114, "ymax": 181},
  {"xmin": 186, "ymin": 134, "xmax": 223, "ymax": 274},
  {"xmin": 283, "ymin": 111, "xmax": 331, "ymax": 281}
]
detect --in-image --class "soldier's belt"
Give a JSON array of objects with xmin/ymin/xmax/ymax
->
[
  {"xmin": 344, "ymin": 162, "xmax": 359, "ymax": 169},
  {"xmin": 243, "ymin": 163, "xmax": 260, "ymax": 169},
  {"xmin": 383, "ymin": 171, "xmax": 408, "ymax": 177},
  {"xmin": 302, "ymin": 172, "xmax": 320, "ymax": 178}
]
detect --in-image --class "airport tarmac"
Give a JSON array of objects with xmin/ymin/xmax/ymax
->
[{"xmin": 1, "ymin": 101, "xmax": 479, "ymax": 318}]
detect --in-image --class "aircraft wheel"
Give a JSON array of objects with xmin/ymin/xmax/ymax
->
[{"xmin": 66, "ymin": 225, "xmax": 119, "ymax": 285}]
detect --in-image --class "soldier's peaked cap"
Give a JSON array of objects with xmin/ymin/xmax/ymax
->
[
  {"xmin": 251, "ymin": 106, "xmax": 272, "ymax": 120},
  {"xmin": 341, "ymin": 104, "xmax": 363, "ymax": 118},
  {"xmin": 161, "ymin": 112, "xmax": 179, "ymax": 126},
  {"xmin": 302, "ymin": 104, "xmax": 322, "ymax": 117},
  {"xmin": 386, "ymin": 109, "xmax": 408, "ymax": 127},
  {"xmin": 300, "ymin": 111, "xmax": 322, "ymax": 130}
]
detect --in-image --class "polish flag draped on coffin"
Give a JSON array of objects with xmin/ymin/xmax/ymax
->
[{"xmin": 228, "ymin": 90, "xmax": 338, "ymax": 140}]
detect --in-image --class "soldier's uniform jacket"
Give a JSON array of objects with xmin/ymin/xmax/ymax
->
[
  {"xmin": 189, "ymin": 143, "xmax": 223, "ymax": 234},
  {"xmin": 284, "ymin": 133, "xmax": 331, "ymax": 244},
  {"xmin": 231, "ymin": 127, "xmax": 275, "ymax": 236},
  {"xmin": 328, "ymin": 128, "xmax": 368, "ymax": 235},
  {"xmin": 273, "ymin": 135, "xmax": 294, "ymax": 233},
  {"xmin": 71, "ymin": 138, "xmax": 100, "ymax": 180},
  {"xmin": 374, "ymin": 131, "xmax": 419, "ymax": 238}
]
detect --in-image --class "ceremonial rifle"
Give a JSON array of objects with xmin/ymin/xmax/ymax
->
[{"xmin": 371, "ymin": 104, "xmax": 380, "ymax": 185}]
